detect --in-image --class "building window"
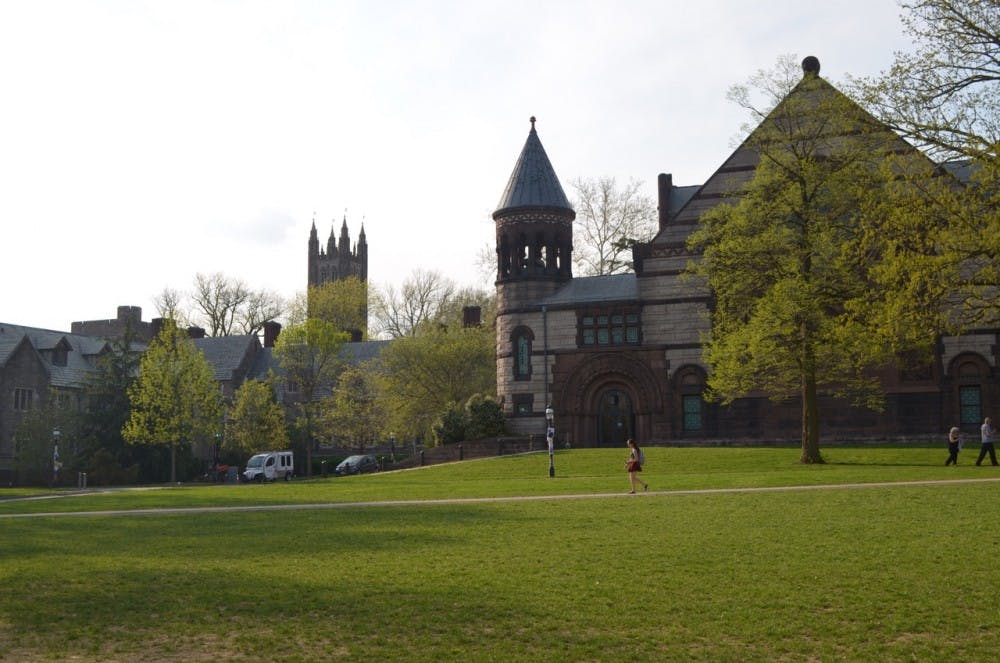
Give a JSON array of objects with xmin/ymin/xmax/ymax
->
[
  {"xmin": 579, "ymin": 310, "xmax": 640, "ymax": 347},
  {"xmin": 959, "ymin": 385, "xmax": 982, "ymax": 425},
  {"xmin": 13, "ymin": 388, "xmax": 34, "ymax": 412},
  {"xmin": 511, "ymin": 327, "xmax": 534, "ymax": 381},
  {"xmin": 512, "ymin": 393, "xmax": 534, "ymax": 416},
  {"xmin": 682, "ymin": 394, "xmax": 703, "ymax": 431}
]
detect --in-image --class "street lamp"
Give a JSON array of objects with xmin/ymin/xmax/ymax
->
[
  {"xmin": 51, "ymin": 429, "xmax": 61, "ymax": 487},
  {"xmin": 545, "ymin": 405, "xmax": 555, "ymax": 477}
]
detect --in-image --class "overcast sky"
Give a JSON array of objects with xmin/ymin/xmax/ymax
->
[{"xmin": 0, "ymin": 0, "xmax": 915, "ymax": 333}]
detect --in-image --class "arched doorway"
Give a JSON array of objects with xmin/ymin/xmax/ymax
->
[{"xmin": 597, "ymin": 388, "xmax": 633, "ymax": 447}]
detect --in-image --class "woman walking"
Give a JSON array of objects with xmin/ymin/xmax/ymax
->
[
  {"xmin": 945, "ymin": 426, "xmax": 961, "ymax": 466},
  {"xmin": 625, "ymin": 438, "xmax": 648, "ymax": 493}
]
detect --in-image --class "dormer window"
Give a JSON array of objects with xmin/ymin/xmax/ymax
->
[{"xmin": 52, "ymin": 347, "xmax": 68, "ymax": 367}]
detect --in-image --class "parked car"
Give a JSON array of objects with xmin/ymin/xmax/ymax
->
[{"xmin": 335, "ymin": 454, "xmax": 379, "ymax": 476}]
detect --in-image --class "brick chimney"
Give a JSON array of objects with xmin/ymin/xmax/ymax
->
[
  {"xmin": 463, "ymin": 306, "xmax": 482, "ymax": 328},
  {"xmin": 263, "ymin": 320, "xmax": 282, "ymax": 348},
  {"xmin": 187, "ymin": 326, "xmax": 206, "ymax": 339},
  {"xmin": 657, "ymin": 172, "xmax": 672, "ymax": 231}
]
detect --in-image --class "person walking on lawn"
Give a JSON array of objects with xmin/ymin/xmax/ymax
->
[
  {"xmin": 977, "ymin": 417, "xmax": 998, "ymax": 466},
  {"xmin": 625, "ymin": 438, "xmax": 648, "ymax": 494}
]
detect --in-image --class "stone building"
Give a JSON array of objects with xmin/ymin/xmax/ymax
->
[{"xmin": 495, "ymin": 60, "xmax": 999, "ymax": 447}]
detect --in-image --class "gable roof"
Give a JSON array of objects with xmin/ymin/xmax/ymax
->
[
  {"xmin": 192, "ymin": 335, "xmax": 260, "ymax": 382},
  {"xmin": 657, "ymin": 56, "xmax": 919, "ymax": 246},
  {"xmin": 495, "ymin": 117, "xmax": 573, "ymax": 214},
  {"xmin": 0, "ymin": 322, "xmax": 110, "ymax": 388}
]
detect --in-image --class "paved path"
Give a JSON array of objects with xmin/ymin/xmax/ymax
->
[{"xmin": 2, "ymin": 476, "xmax": 999, "ymax": 520}]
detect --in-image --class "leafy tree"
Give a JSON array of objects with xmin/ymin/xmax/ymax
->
[
  {"xmin": 13, "ymin": 399, "xmax": 79, "ymax": 486},
  {"xmin": 378, "ymin": 322, "xmax": 495, "ymax": 442},
  {"xmin": 686, "ymin": 57, "xmax": 911, "ymax": 464},
  {"xmin": 324, "ymin": 365, "xmax": 384, "ymax": 451},
  {"xmin": 370, "ymin": 269, "xmax": 456, "ymax": 339},
  {"xmin": 77, "ymin": 323, "xmax": 146, "ymax": 484},
  {"xmin": 273, "ymin": 318, "xmax": 348, "ymax": 475},
  {"xmin": 122, "ymin": 321, "xmax": 224, "ymax": 482},
  {"xmin": 850, "ymin": 0, "xmax": 1000, "ymax": 331},
  {"xmin": 227, "ymin": 378, "xmax": 288, "ymax": 460},
  {"xmin": 570, "ymin": 176, "xmax": 657, "ymax": 276},
  {"xmin": 298, "ymin": 277, "xmax": 369, "ymax": 336},
  {"xmin": 849, "ymin": 0, "xmax": 998, "ymax": 161}
]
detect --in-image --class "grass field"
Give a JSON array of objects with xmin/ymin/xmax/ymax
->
[{"xmin": 1, "ymin": 446, "xmax": 998, "ymax": 661}]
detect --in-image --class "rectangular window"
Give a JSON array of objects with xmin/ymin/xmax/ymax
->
[
  {"xmin": 13, "ymin": 388, "xmax": 33, "ymax": 412},
  {"xmin": 959, "ymin": 386, "xmax": 982, "ymax": 425},
  {"xmin": 682, "ymin": 395, "xmax": 702, "ymax": 431},
  {"xmin": 579, "ymin": 309, "xmax": 641, "ymax": 347},
  {"xmin": 513, "ymin": 393, "xmax": 534, "ymax": 416}
]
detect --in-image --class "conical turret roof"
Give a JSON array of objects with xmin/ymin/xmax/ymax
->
[{"xmin": 495, "ymin": 117, "xmax": 573, "ymax": 214}]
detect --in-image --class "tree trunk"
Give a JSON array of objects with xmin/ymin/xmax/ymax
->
[
  {"xmin": 170, "ymin": 444, "xmax": 177, "ymax": 483},
  {"xmin": 799, "ymin": 368, "xmax": 823, "ymax": 464}
]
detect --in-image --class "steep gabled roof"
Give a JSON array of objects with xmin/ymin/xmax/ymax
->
[
  {"xmin": 495, "ymin": 117, "xmax": 573, "ymax": 214},
  {"xmin": 0, "ymin": 322, "xmax": 110, "ymax": 388},
  {"xmin": 658, "ymin": 56, "xmax": 917, "ymax": 246},
  {"xmin": 193, "ymin": 335, "xmax": 260, "ymax": 382}
]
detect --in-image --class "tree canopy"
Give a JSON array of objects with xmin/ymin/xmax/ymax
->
[
  {"xmin": 273, "ymin": 318, "xmax": 347, "ymax": 474},
  {"xmin": 122, "ymin": 321, "xmax": 224, "ymax": 482},
  {"xmin": 850, "ymin": 0, "xmax": 1000, "ymax": 331},
  {"xmin": 377, "ymin": 321, "xmax": 496, "ymax": 442},
  {"xmin": 687, "ymin": 59, "xmax": 926, "ymax": 463},
  {"xmin": 227, "ymin": 378, "xmax": 288, "ymax": 458}
]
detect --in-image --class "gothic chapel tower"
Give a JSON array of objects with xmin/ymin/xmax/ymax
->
[{"xmin": 494, "ymin": 117, "xmax": 575, "ymax": 430}]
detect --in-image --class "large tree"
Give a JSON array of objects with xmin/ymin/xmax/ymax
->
[
  {"xmin": 77, "ymin": 322, "xmax": 147, "ymax": 484},
  {"xmin": 273, "ymin": 318, "xmax": 347, "ymax": 475},
  {"xmin": 300, "ymin": 277, "xmax": 368, "ymax": 335},
  {"xmin": 850, "ymin": 0, "xmax": 1000, "ymax": 331},
  {"xmin": 226, "ymin": 378, "xmax": 288, "ymax": 460},
  {"xmin": 686, "ymin": 57, "xmax": 916, "ymax": 463},
  {"xmin": 377, "ymin": 321, "xmax": 495, "ymax": 443},
  {"xmin": 570, "ymin": 176, "xmax": 657, "ymax": 276},
  {"xmin": 324, "ymin": 365, "xmax": 385, "ymax": 451},
  {"xmin": 122, "ymin": 321, "xmax": 224, "ymax": 482}
]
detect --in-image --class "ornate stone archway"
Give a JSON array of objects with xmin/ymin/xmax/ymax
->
[{"xmin": 554, "ymin": 351, "xmax": 663, "ymax": 447}]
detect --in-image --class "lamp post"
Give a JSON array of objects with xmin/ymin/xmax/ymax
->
[
  {"xmin": 545, "ymin": 405, "xmax": 555, "ymax": 478},
  {"xmin": 51, "ymin": 429, "xmax": 61, "ymax": 487}
]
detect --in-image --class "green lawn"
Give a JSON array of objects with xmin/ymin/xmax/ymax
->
[{"xmin": 1, "ymin": 447, "xmax": 998, "ymax": 661}]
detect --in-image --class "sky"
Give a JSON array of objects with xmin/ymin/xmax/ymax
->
[{"xmin": 0, "ymin": 0, "xmax": 917, "ymax": 333}]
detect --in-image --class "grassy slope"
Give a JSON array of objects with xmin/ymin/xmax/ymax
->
[{"xmin": 1, "ymin": 447, "xmax": 998, "ymax": 661}]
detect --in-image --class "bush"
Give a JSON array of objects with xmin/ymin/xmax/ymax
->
[
  {"xmin": 465, "ymin": 394, "xmax": 505, "ymax": 439},
  {"xmin": 433, "ymin": 403, "xmax": 467, "ymax": 445}
]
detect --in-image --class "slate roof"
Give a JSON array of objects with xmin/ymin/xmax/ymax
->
[
  {"xmin": 0, "ymin": 322, "xmax": 110, "ymax": 388},
  {"xmin": 495, "ymin": 118, "xmax": 573, "ymax": 214},
  {"xmin": 192, "ymin": 335, "xmax": 260, "ymax": 382},
  {"xmin": 541, "ymin": 274, "xmax": 639, "ymax": 307}
]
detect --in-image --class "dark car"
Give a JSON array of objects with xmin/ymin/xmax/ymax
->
[{"xmin": 334, "ymin": 454, "xmax": 379, "ymax": 476}]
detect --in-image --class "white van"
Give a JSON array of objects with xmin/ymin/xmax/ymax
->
[{"xmin": 242, "ymin": 451, "xmax": 294, "ymax": 482}]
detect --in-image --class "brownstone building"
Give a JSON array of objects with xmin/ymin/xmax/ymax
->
[{"xmin": 495, "ymin": 60, "xmax": 999, "ymax": 447}]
